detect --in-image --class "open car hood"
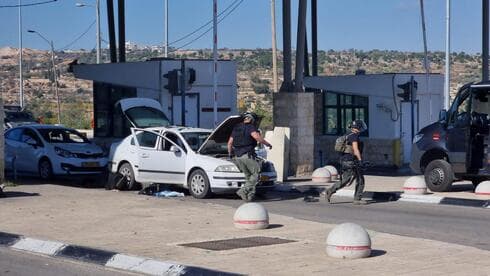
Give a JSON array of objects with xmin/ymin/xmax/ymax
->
[{"xmin": 197, "ymin": 115, "xmax": 262, "ymax": 154}]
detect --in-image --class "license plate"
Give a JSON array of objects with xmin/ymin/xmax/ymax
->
[
  {"xmin": 260, "ymin": 175, "xmax": 269, "ymax": 181},
  {"xmin": 82, "ymin": 162, "xmax": 100, "ymax": 168}
]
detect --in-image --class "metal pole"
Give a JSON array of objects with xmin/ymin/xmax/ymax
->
[
  {"xmin": 107, "ymin": 0, "xmax": 117, "ymax": 62},
  {"xmin": 444, "ymin": 0, "xmax": 451, "ymax": 109},
  {"xmin": 311, "ymin": 0, "xmax": 318, "ymax": 76},
  {"xmin": 19, "ymin": 0, "xmax": 24, "ymax": 109},
  {"xmin": 96, "ymin": 0, "xmax": 101, "ymax": 63},
  {"xmin": 213, "ymin": 0, "xmax": 218, "ymax": 127},
  {"xmin": 180, "ymin": 60, "xmax": 186, "ymax": 125},
  {"xmin": 419, "ymin": 0, "xmax": 431, "ymax": 120},
  {"xmin": 50, "ymin": 41, "xmax": 61, "ymax": 125},
  {"xmin": 410, "ymin": 76, "xmax": 415, "ymax": 141},
  {"xmin": 117, "ymin": 0, "xmax": 126, "ymax": 62},
  {"xmin": 165, "ymin": 0, "xmax": 168, "ymax": 57},
  {"xmin": 483, "ymin": 0, "xmax": 489, "ymax": 81},
  {"xmin": 270, "ymin": 0, "xmax": 278, "ymax": 92},
  {"xmin": 294, "ymin": 0, "xmax": 307, "ymax": 92},
  {"xmin": 304, "ymin": 34, "xmax": 309, "ymax": 77},
  {"xmin": 280, "ymin": 0, "xmax": 291, "ymax": 92}
]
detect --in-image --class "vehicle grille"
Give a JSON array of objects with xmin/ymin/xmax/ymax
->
[{"xmin": 74, "ymin": 153, "xmax": 104, "ymax": 159}]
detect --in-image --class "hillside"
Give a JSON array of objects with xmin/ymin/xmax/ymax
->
[{"xmin": 0, "ymin": 47, "xmax": 483, "ymax": 129}]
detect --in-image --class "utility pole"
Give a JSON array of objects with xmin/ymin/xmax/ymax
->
[
  {"xmin": 270, "ymin": 0, "xmax": 278, "ymax": 92},
  {"xmin": 483, "ymin": 0, "xmax": 489, "ymax": 81},
  {"xmin": 19, "ymin": 0, "xmax": 24, "ymax": 109},
  {"xmin": 96, "ymin": 0, "xmax": 101, "ymax": 63},
  {"xmin": 165, "ymin": 0, "xmax": 168, "ymax": 57},
  {"xmin": 50, "ymin": 41, "xmax": 61, "ymax": 124},
  {"xmin": 213, "ymin": 0, "xmax": 218, "ymax": 126},
  {"xmin": 419, "ymin": 0, "xmax": 432, "ymax": 120},
  {"xmin": 294, "ymin": 0, "xmax": 307, "ymax": 92},
  {"xmin": 444, "ymin": 0, "xmax": 451, "ymax": 110}
]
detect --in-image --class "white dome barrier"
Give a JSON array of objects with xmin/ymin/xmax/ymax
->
[
  {"xmin": 403, "ymin": 176, "xmax": 427, "ymax": 195},
  {"xmin": 475, "ymin": 181, "xmax": 490, "ymax": 196},
  {"xmin": 233, "ymin": 203, "xmax": 269, "ymax": 230},
  {"xmin": 326, "ymin": 223, "xmax": 371, "ymax": 259},
  {"xmin": 323, "ymin": 165, "xmax": 339, "ymax": 181},
  {"xmin": 312, "ymin": 167, "xmax": 331, "ymax": 183}
]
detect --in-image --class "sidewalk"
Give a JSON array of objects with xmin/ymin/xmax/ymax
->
[
  {"xmin": 285, "ymin": 175, "xmax": 490, "ymax": 205},
  {"xmin": 1, "ymin": 184, "xmax": 489, "ymax": 275}
]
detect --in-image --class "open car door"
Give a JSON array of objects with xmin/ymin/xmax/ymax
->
[{"xmin": 131, "ymin": 128, "xmax": 186, "ymax": 185}]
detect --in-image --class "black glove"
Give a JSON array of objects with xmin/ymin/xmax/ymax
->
[{"xmin": 267, "ymin": 144, "xmax": 272, "ymax": 150}]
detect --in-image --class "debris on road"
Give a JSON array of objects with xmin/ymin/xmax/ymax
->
[{"xmin": 154, "ymin": 190, "xmax": 185, "ymax": 198}]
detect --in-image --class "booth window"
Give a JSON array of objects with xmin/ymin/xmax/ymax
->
[{"xmin": 323, "ymin": 91, "xmax": 369, "ymax": 136}]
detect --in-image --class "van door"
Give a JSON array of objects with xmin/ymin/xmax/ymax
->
[{"xmin": 446, "ymin": 88, "xmax": 471, "ymax": 173}]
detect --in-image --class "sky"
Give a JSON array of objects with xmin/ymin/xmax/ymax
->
[{"xmin": 0, "ymin": 0, "xmax": 485, "ymax": 53}]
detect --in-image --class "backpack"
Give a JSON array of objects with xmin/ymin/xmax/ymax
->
[{"xmin": 334, "ymin": 133, "xmax": 353, "ymax": 154}]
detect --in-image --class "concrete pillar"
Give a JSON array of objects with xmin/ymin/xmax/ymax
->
[
  {"xmin": 326, "ymin": 223, "xmax": 371, "ymax": 259},
  {"xmin": 265, "ymin": 127, "xmax": 290, "ymax": 182},
  {"xmin": 0, "ymin": 97, "xmax": 4, "ymax": 184},
  {"xmin": 403, "ymin": 176, "xmax": 427, "ymax": 195},
  {"xmin": 233, "ymin": 203, "xmax": 269, "ymax": 230}
]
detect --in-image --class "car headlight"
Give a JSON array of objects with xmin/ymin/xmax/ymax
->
[
  {"xmin": 215, "ymin": 164, "xmax": 240, "ymax": 173},
  {"xmin": 413, "ymin": 133, "xmax": 424, "ymax": 144},
  {"xmin": 55, "ymin": 147, "xmax": 76, "ymax": 158}
]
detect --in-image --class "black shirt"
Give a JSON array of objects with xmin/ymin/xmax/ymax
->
[
  {"xmin": 341, "ymin": 132, "xmax": 363, "ymax": 161},
  {"xmin": 231, "ymin": 123, "xmax": 258, "ymax": 157}
]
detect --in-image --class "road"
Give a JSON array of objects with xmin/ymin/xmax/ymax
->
[
  {"xmin": 0, "ymin": 247, "xmax": 136, "ymax": 276},
  {"xmin": 195, "ymin": 190, "xmax": 490, "ymax": 251}
]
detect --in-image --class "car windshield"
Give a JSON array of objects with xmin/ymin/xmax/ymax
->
[
  {"xmin": 38, "ymin": 128, "xmax": 89, "ymax": 144},
  {"xmin": 181, "ymin": 132, "xmax": 211, "ymax": 151},
  {"xmin": 125, "ymin": 107, "xmax": 170, "ymax": 128},
  {"xmin": 5, "ymin": 112, "xmax": 35, "ymax": 122}
]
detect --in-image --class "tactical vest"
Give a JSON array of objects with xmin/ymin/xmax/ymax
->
[{"xmin": 232, "ymin": 124, "xmax": 257, "ymax": 156}]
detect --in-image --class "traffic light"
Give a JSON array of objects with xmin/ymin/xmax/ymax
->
[
  {"xmin": 163, "ymin": 69, "xmax": 179, "ymax": 94},
  {"xmin": 397, "ymin": 79, "xmax": 418, "ymax": 101}
]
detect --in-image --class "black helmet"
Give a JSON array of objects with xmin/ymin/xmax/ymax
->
[
  {"xmin": 241, "ymin": 112, "xmax": 257, "ymax": 123},
  {"xmin": 349, "ymin": 119, "xmax": 367, "ymax": 132}
]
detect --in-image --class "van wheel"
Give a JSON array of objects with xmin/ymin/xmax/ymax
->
[
  {"xmin": 188, "ymin": 169, "xmax": 211, "ymax": 199},
  {"xmin": 424, "ymin": 159, "xmax": 454, "ymax": 192}
]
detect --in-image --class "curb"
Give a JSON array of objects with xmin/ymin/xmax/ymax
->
[
  {"xmin": 0, "ymin": 231, "xmax": 238, "ymax": 276},
  {"xmin": 278, "ymin": 184, "xmax": 490, "ymax": 208}
]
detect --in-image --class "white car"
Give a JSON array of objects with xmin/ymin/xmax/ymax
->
[
  {"xmin": 4, "ymin": 125, "xmax": 108, "ymax": 179},
  {"xmin": 108, "ymin": 116, "xmax": 277, "ymax": 198}
]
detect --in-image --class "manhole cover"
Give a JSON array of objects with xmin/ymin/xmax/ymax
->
[{"xmin": 180, "ymin": 236, "xmax": 295, "ymax": 251}]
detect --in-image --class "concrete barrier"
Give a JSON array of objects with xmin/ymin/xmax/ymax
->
[
  {"xmin": 403, "ymin": 176, "xmax": 427, "ymax": 195},
  {"xmin": 326, "ymin": 223, "xmax": 371, "ymax": 259},
  {"xmin": 312, "ymin": 168, "xmax": 331, "ymax": 183},
  {"xmin": 233, "ymin": 203, "xmax": 269, "ymax": 230},
  {"xmin": 475, "ymin": 181, "xmax": 490, "ymax": 196},
  {"xmin": 323, "ymin": 165, "xmax": 338, "ymax": 181}
]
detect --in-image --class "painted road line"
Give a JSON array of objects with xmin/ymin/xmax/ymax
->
[{"xmin": 12, "ymin": 237, "xmax": 65, "ymax": 255}]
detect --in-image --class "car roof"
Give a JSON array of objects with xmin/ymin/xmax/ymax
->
[{"xmin": 14, "ymin": 124, "xmax": 74, "ymax": 130}]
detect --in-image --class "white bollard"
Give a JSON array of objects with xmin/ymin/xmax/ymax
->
[
  {"xmin": 403, "ymin": 176, "xmax": 427, "ymax": 195},
  {"xmin": 312, "ymin": 167, "xmax": 331, "ymax": 183},
  {"xmin": 326, "ymin": 223, "xmax": 371, "ymax": 259},
  {"xmin": 475, "ymin": 181, "xmax": 490, "ymax": 196},
  {"xmin": 233, "ymin": 203, "xmax": 269, "ymax": 230},
  {"xmin": 323, "ymin": 165, "xmax": 339, "ymax": 181}
]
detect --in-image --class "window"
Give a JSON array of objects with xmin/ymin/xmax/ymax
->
[
  {"xmin": 21, "ymin": 129, "xmax": 43, "ymax": 146},
  {"xmin": 5, "ymin": 128, "xmax": 23, "ymax": 141},
  {"xmin": 135, "ymin": 131, "xmax": 159, "ymax": 148},
  {"xmin": 162, "ymin": 132, "xmax": 186, "ymax": 153},
  {"xmin": 38, "ymin": 129, "xmax": 89, "ymax": 144},
  {"xmin": 323, "ymin": 91, "xmax": 369, "ymax": 136}
]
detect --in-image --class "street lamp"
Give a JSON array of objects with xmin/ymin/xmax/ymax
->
[
  {"xmin": 76, "ymin": 0, "xmax": 101, "ymax": 64},
  {"xmin": 27, "ymin": 29, "xmax": 62, "ymax": 125}
]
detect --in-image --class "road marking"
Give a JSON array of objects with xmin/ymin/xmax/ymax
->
[{"xmin": 12, "ymin": 238, "xmax": 65, "ymax": 256}]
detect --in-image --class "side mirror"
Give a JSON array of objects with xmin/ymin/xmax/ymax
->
[
  {"xmin": 439, "ymin": 109, "xmax": 447, "ymax": 122},
  {"xmin": 170, "ymin": 145, "xmax": 181, "ymax": 153}
]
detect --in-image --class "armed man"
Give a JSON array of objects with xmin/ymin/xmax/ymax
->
[
  {"xmin": 227, "ymin": 112, "xmax": 272, "ymax": 202},
  {"xmin": 325, "ymin": 119, "xmax": 368, "ymax": 205}
]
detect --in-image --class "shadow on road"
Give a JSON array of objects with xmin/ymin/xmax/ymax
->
[
  {"xmin": 0, "ymin": 191, "xmax": 40, "ymax": 198},
  {"xmin": 370, "ymin": 249, "xmax": 387, "ymax": 257}
]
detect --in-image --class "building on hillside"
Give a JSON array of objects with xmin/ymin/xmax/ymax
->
[{"xmin": 273, "ymin": 73, "xmax": 444, "ymax": 175}]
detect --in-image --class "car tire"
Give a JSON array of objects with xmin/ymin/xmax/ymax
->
[
  {"xmin": 424, "ymin": 159, "xmax": 454, "ymax": 192},
  {"xmin": 188, "ymin": 169, "xmax": 212, "ymax": 199},
  {"xmin": 38, "ymin": 158, "xmax": 53, "ymax": 181},
  {"xmin": 117, "ymin": 163, "xmax": 136, "ymax": 190}
]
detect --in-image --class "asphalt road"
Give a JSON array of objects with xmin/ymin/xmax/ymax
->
[
  {"xmin": 195, "ymin": 191, "xmax": 490, "ymax": 251},
  {"xmin": 0, "ymin": 248, "xmax": 136, "ymax": 276}
]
